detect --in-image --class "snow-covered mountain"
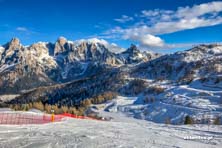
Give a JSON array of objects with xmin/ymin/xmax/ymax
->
[
  {"xmin": 118, "ymin": 44, "xmax": 222, "ymax": 124},
  {"xmin": 0, "ymin": 37, "xmax": 158, "ymax": 94},
  {"xmin": 132, "ymin": 44, "xmax": 222, "ymax": 83}
]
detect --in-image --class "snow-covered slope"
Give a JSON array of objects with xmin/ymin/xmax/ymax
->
[
  {"xmin": 0, "ymin": 111, "xmax": 221, "ymax": 148},
  {"xmin": 107, "ymin": 78, "xmax": 222, "ymax": 124}
]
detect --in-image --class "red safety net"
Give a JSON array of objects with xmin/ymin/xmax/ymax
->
[{"xmin": 0, "ymin": 112, "xmax": 99, "ymax": 125}]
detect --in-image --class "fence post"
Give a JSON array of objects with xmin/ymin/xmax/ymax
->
[{"xmin": 51, "ymin": 110, "xmax": 55, "ymax": 122}]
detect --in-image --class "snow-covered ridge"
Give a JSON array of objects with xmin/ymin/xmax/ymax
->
[
  {"xmin": 0, "ymin": 46, "xmax": 4, "ymax": 50},
  {"xmin": 176, "ymin": 44, "xmax": 222, "ymax": 62},
  {"xmin": 132, "ymin": 44, "xmax": 222, "ymax": 81}
]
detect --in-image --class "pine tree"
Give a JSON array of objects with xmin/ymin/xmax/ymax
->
[
  {"xmin": 184, "ymin": 115, "xmax": 193, "ymax": 124},
  {"xmin": 213, "ymin": 117, "xmax": 220, "ymax": 125},
  {"xmin": 165, "ymin": 117, "xmax": 171, "ymax": 124},
  {"xmin": 61, "ymin": 106, "xmax": 68, "ymax": 113}
]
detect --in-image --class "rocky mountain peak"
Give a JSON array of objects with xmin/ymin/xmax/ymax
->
[
  {"xmin": 57, "ymin": 36, "xmax": 67, "ymax": 46},
  {"xmin": 30, "ymin": 42, "xmax": 50, "ymax": 57},
  {"xmin": 4, "ymin": 37, "xmax": 21, "ymax": 50},
  {"xmin": 124, "ymin": 44, "xmax": 140, "ymax": 55},
  {"xmin": 54, "ymin": 37, "xmax": 68, "ymax": 55},
  {"xmin": 10, "ymin": 37, "xmax": 20, "ymax": 46},
  {"xmin": 1, "ymin": 37, "xmax": 22, "ymax": 59}
]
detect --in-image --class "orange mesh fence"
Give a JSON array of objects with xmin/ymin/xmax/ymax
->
[
  {"xmin": 0, "ymin": 112, "xmax": 99, "ymax": 125},
  {"xmin": 0, "ymin": 112, "xmax": 63, "ymax": 125}
]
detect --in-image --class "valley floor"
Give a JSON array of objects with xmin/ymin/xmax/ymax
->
[{"xmin": 0, "ymin": 111, "xmax": 222, "ymax": 148}]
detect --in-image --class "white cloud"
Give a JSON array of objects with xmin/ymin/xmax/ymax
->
[
  {"xmin": 16, "ymin": 27, "xmax": 28, "ymax": 32},
  {"xmin": 141, "ymin": 9, "xmax": 173, "ymax": 18},
  {"xmin": 140, "ymin": 34, "xmax": 164, "ymax": 47},
  {"xmin": 151, "ymin": 16, "xmax": 222, "ymax": 35},
  {"xmin": 124, "ymin": 33, "xmax": 165, "ymax": 48},
  {"xmin": 87, "ymin": 38, "xmax": 109, "ymax": 46},
  {"xmin": 82, "ymin": 38, "xmax": 125, "ymax": 53},
  {"xmin": 176, "ymin": 1, "xmax": 222, "ymax": 19},
  {"xmin": 114, "ymin": 15, "xmax": 134, "ymax": 23},
  {"xmin": 105, "ymin": 1, "xmax": 222, "ymax": 49}
]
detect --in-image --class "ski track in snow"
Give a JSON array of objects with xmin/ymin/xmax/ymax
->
[{"xmin": 0, "ymin": 115, "xmax": 222, "ymax": 148}]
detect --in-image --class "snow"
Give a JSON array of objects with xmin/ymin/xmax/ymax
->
[
  {"xmin": 0, "ymin": 46, "xmax": 4, "ymax": 53},
  {"xmin": 61, "ymin": 62, "xmax": 89, "ymax": 79},
  {"xmin": 35, "ymin": 41, "xmax": 49, "ymax": 45},
  {"xmin": 0, "ymin": 110, "xmax": 222, "ymax": 148},
  {"xmin": 0, "ymin": 95, "xmax": 20, "ymax": 102},
  {"xmin": 153, "ymin": 83, "xmax": 222, "ymax": 123},
  {"xmin": 0, "ymin": 64, "xmax": 17, "ymax": 74},
  {"xmin": 100, "ymin": 78, "xmax": 222, "ymax": 124},
  {"xmin": 79, "ymin": 62, "xmax": 89, "ymax": 75}
]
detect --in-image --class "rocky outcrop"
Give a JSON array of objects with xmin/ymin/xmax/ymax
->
[{"xmin": 54, "ymin": 37, "xmax": 68, "ymax": 55}]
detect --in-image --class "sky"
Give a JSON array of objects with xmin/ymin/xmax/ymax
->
[{"xmin": 0, "ymin": 0, "xmax": 222, "ymax": 52}]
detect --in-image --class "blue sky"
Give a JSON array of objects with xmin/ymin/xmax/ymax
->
[{"xmin": 0, "ymin": 0, "xmax": 222, "ymax": 52}]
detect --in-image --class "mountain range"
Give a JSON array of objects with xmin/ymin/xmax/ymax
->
[{"xmin": 0, "ymin": 37, "xmax": 222, "ymax": 124}]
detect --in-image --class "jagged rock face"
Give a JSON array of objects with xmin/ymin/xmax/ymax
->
[
  {"xmin": 53, "ymin": 38, "xmax": 122, "ymax": 65},
  {"xmin": 0, "ymin": 40, "xmax": 59, "ymax": 94},
  {"xmin": 0, "ymin": 38, "xmax": 23, "ymax": 65},
  {"xmin": 0, "ymin": 37, "xmax": 156, "ymax": 94},
  {"xmin": 54, "ymin": 37, "xmax": 68, "ymax": 56},
  {"xmin": 118, "ymin": 44, "xmax": 160, "ymax": 64},
  {"xmin": 5, "ymin": 38, "xmax": 21, "ymax": 58},
  {"xmin": 123, "ymin": 44, "xmax": 140, "ymax": 55},
  {"xmin": 5, "ymin": 38, "xmax": 21, "ymax": 50},
  {"xmin": 54, "ymin": 41, "xmax": 153, "ymax": 66}
]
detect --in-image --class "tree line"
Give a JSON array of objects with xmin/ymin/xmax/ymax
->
[{"xmin": 9, "ymin": 91, "xmax": 118, "ymax": 116}]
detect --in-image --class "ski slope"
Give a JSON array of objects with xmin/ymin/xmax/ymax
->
[{"xmin": 0, "ymin": 111, "xmax": 222, "ymax": 148}]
